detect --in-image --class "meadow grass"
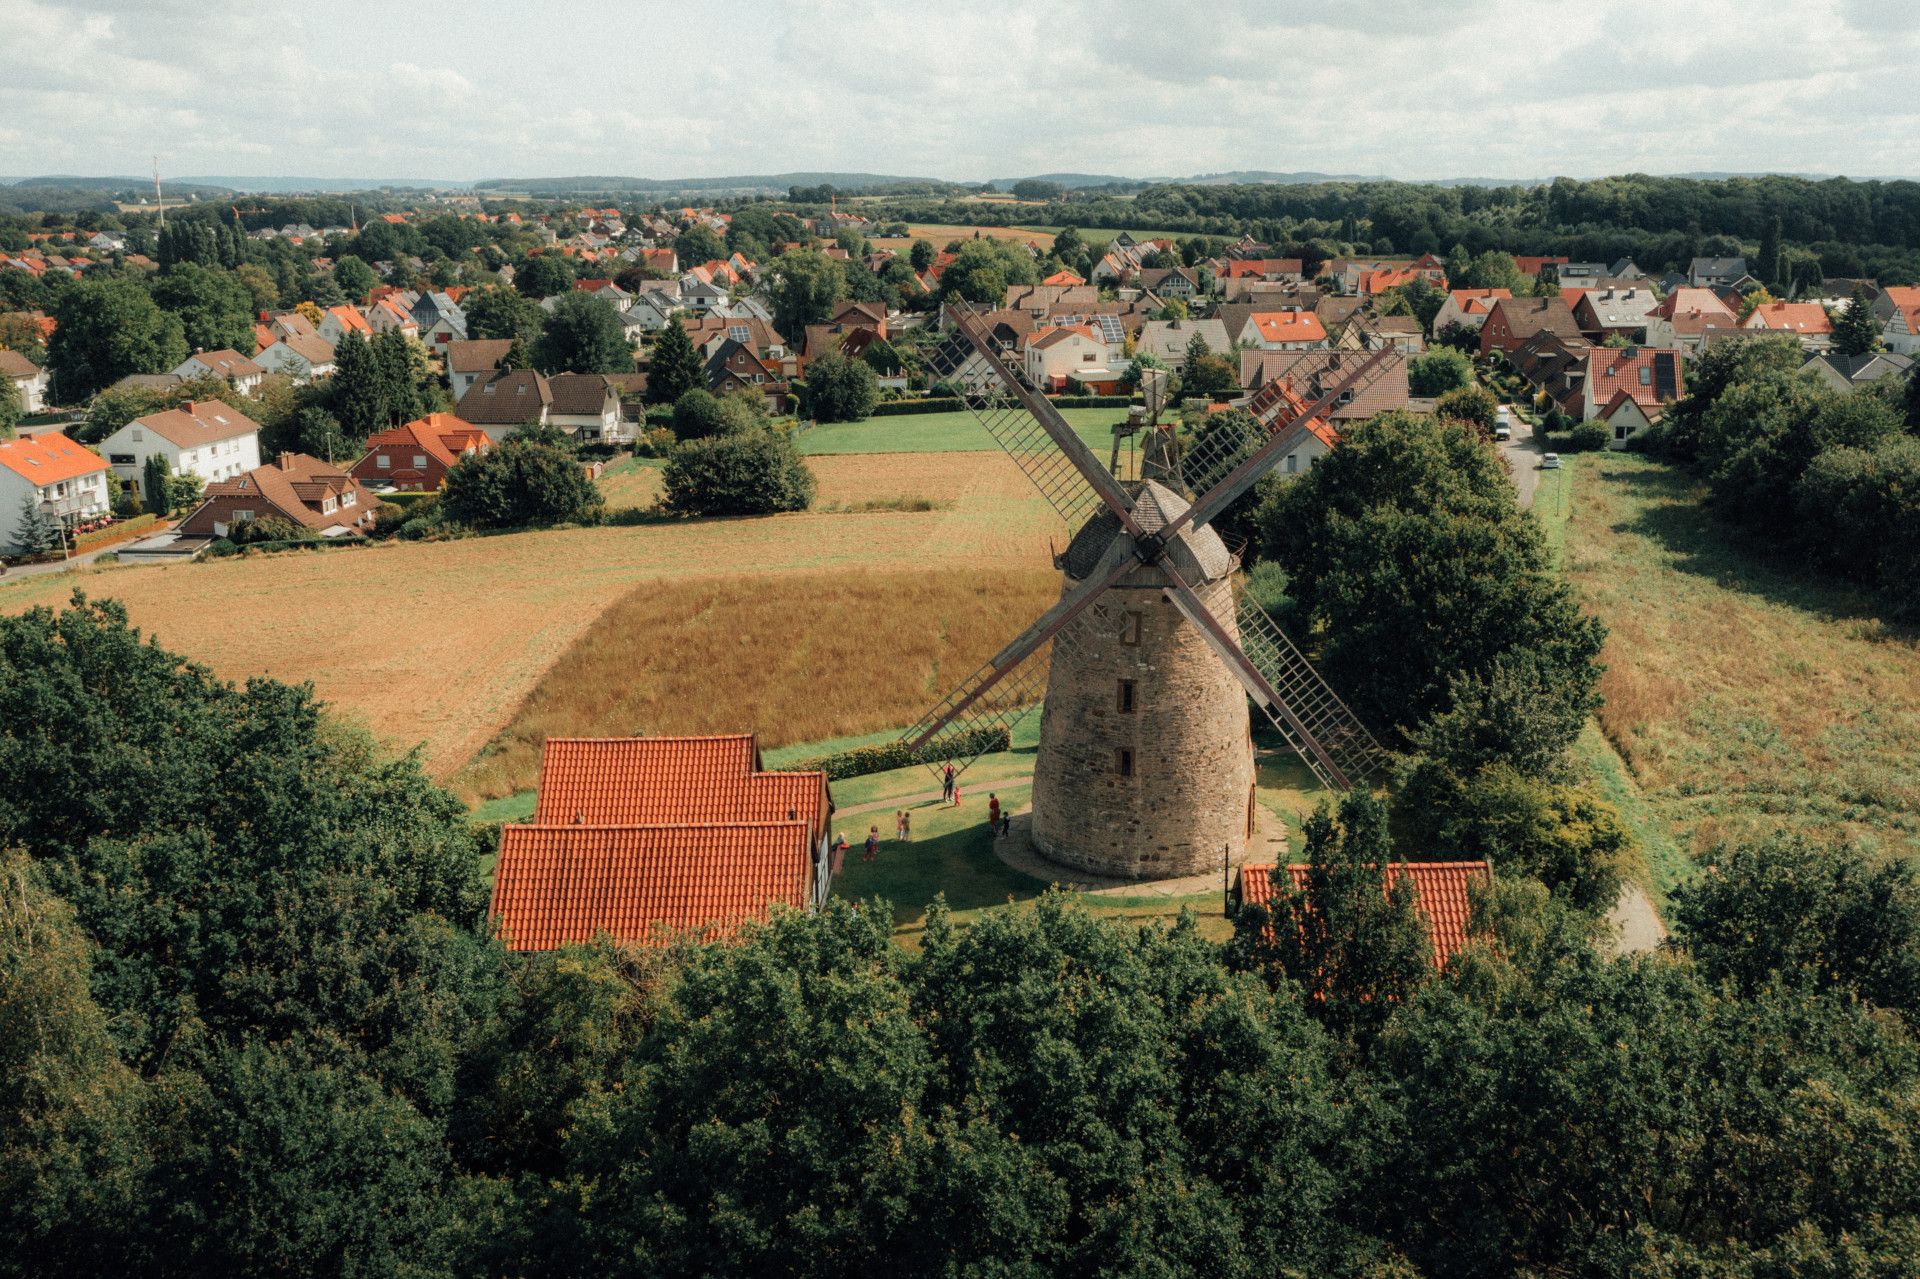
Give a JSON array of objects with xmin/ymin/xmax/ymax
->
[{"xmin": 1563, "ymin": 452, "xmax": 1920, "ymax": 865}]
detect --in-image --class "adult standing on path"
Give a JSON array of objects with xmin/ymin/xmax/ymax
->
[
  {"xmin": 987, "ymin": 793, "xmax": 1001, "ymax": 832},
  {"xmin": 942, "ymin": 762, "xmax": 955, "ymax": 803}
]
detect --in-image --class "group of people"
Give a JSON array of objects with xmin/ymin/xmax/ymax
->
[{"xmin": 827, "ymin": 766, "xmax": 1014, "ymax": 872}]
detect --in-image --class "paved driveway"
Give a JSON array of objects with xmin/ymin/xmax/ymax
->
[{"xmin": 1497, "ymin": 416, "xmax": 1546, "ymax": 511}]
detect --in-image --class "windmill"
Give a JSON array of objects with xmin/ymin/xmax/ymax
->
[{"xmin": 899, "ymin": 304, "xmax": 1392, "ymax": 879}]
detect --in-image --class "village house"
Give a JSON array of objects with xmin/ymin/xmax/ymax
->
[
  {"xmin": 1239, "ymin": 349, "xmax": 1411, "ymax": 426},
  {"xmin": 0, "ymin": 348, "xmax": 49, "ymax": 413},
  {"xmin": 684, "ymin": 315, "xmax": 789, "ymax": 361},
  {"xmin": 1800, "ymin": 351, "xmax": 1914, "ymax": 394},
  {"xmin": 317, "ymin": 304, "xmax": 373, "ymax": 345},
  {"xmin": 0, "ymin": 432, "xmax": 111, "ymax": 551},
  {"xmin": 1478, "ymin": 296, "xmax": 1583, "ymax": 355},
  {"xmin": 445, "ymin": 338, "xmax": 514, "ymax": 400},
  {"xmin": 1571, "ymin": 287, "xmax": 1660, "ymax": 343},
  {"xmin": 1509, "ymin": 331, "xmax": 1596, "ymax": 411},
  {"xmin": 1689, "ymin": 256, "xmax": 1759, "ymax": 290},
  {"xmin": 254, "ymin": 333, "xmax": 337, "ymax": 381},
  {"xmin": 456, "ymin": 368, "xmax": 553, "ymax": 438},
  {"xmin": 1430, "ymin": 288, "xmax": 1511, "ymax": 336},
  {"xmin": 548, "ymin": 373, "xmax": 629, "ymax": 443},
  {"xmin": 1245, "ymin": 310, "xmax": 1330, "ymax": 351},
  {"xmin": 1643, "ymin": 287, "xmax": 1742, "ymax": 353},
  {"xmin": 99, "ymin": 400, "xmax": 262, "ymax": 487},
  {"xmin": 177, "ymin": 452, "xmax": 376, "ymax": 539},
  {"xmin": 1335, "ymin": 313, "xmax": 1423, "ymax": 355},
  {"xmin": 364, "ymin": 295, "xmax": 421, "ymax": 339},
  {"xmin": 1135, "ymin": 317, "xmax": 1231, "ymax": 367},
  {"xmin": 1742, "ymin": 301, "xmax": 1833, "ymax": 351},
  {"xmin": 349, "ymin": 413, "xmax": 491, "ymax": 491},
  {"xmin": 171, "ymin": 348, "xmax": 265, "ymax": 394},
  {"xmin": 488, "ymin": 734, "xmax": 835, "ymax": 950},
  {"xmin": 411, "ymin": 291, "xmax": 468, "ymax": 348},
  {"xmin": 1137, "ymin": 266, "xmax": 1200, "ymax": 300},
  {"xmin": 705, "ymin": 338, "xmax": 789, "ymax": 407},
  {"xmin": 1578, "ymin": 347, "xmax": 1684, "ymax": 434},
  {"xmin": 1024, "ymin": 325, "xmax": 1122, "ymax": 392}
]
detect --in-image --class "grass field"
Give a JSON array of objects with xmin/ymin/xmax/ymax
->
[
  {"xmin": 2, "ymin": 448, "xmax": 1072, "ymax": 782},
  {"xmin": 796, "ymin": 408, "xmax": 1126, "ymax": 456},
  {"xmin": 868, "ymin": 224, "xmax": 1057, "ymax": 252},
  {"xmin": 453, "ymin": 565, "xmax": 1060, "ymax": 801},
  {"xmin": 1563, "ymin": 452, "xmax": 1920, "ymax": 869}
]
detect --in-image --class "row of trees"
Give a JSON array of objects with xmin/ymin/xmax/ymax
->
[
  {"xmin": 3, "ymin": 592, "xmax": 1918, "ymax": 1276},
  {"xmin": 1655, "ymin": 333, "xmax": 1920, "ymax": 614}
]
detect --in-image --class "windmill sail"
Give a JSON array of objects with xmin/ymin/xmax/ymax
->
[{"xmin": 1233, "ymin": 592, "xmax": 1389, "ymax": 791}]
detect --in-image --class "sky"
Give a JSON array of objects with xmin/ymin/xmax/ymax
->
[{"xmin": 4, "ymin": 0, "xmax": 1919, "ymax": 184}]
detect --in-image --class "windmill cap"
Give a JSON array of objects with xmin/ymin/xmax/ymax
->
[{"xmin": 1056, "ymin": 479, "xmax": 1234, "ymax": 585}]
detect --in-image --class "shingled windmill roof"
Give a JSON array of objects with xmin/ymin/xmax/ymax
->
[{"xmin": 1056, "ymin": 478, "xmax": 1234, "ymax": 585}]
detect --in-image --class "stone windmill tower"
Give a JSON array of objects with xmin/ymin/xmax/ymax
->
[{"xmin": 902, "ymin": 306, "xmax": 1391, "ymax": 879}]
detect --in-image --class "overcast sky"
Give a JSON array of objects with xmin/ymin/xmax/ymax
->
[{"xmin": 5, "ymin": 0, "xmax": 1918, "ymax": 184}]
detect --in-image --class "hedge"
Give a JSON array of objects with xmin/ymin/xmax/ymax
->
[
  {"xmin": 796, "ymin": 725, "xmax": 1013, "ymax": 781},
  {"xmin": 377, "ymin": 491, "xmax": 438, "ymax": 509},
  {"xmin": 74, "ymin": 513, "xmax": 157, "ymax": 552}
]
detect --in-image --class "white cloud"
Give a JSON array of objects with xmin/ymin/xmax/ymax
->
[{"xmin": 0, "ymin": 0, "xmax": 1915, "ymax": 182}]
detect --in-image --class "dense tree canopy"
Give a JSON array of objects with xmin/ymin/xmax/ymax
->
[
  {"xmin": 46, "ymin": 276, "xmax": 188, "ymax": 403},
  {"xmin": 532, "ymin": 292, "xmax": 630, "ymax": 375},
  {"xmin": 797, "ymin": 350, "xmax": 878, "ymax": 423},
  {"xmin": 441, "ymin": 434, "xmax": 606, "ymax": 529}
]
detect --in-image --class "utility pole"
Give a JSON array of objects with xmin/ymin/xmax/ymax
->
[{"xmin": 154, "ymin": 156, "xmax": 164, "ymax": 229}]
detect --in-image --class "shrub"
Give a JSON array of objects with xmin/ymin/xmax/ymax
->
[
  {"xmin": 671, "ymin": 388, "xmax": 761, "ymax": 440},
  {"xmin": 1434, "ymin": 383, "xmax": 1499, "ymax": 434},
  {"xmin": 633, "ymin": 426, "xmax": 676, "ymax": 459},
  {"xmin": 229, "ymin": 515, "xmax": 316, "ymax": 546},
  {"xmin": 796, "ymin": 725, "xmax": 1012, "ymax": 780},
  {"xmin": 799, "ymin": 352, "xmax": 880, "ymax": 423},
  {"xmin": 440, "ymin": 436, "xmax": 605, "ymax": 530},
  {"xmin": 1566, "ymin": 419, "xmax": 1611, "ymax": 452},
  {"xmin": 1406, "ymin": 346, "xmax": 1473, "ymax": 397},
  {"xmin": 663, "ymin": 429, "xmax": 815, "ymax": 516},
  {"xmin": 871, "ymin": 397, "xmax": 966, "ymax": 416}
]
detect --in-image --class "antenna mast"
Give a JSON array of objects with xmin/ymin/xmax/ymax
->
[{"xmin": 154, "ymin": 156, "xmax": 164, "ymax": 229}]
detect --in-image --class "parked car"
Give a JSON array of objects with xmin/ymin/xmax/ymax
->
[
  {"xmin": 1540, "ymin": 452, "xmax": 1562, "ymax": 469},
  {"xmin": 1494, "ymin": 425, "xmax": 1512, "ymax": 441}
]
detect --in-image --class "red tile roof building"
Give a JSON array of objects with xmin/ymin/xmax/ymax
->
[
  {"xmin": 490, "ymin": 735, "xmax": 836, "ymax": 951},
  {"xmin": 349, "ymin": 413, "xmax": 491, "ymax": 491},
  {"xmin": 1233, "ymin": 860, "xmax": 1492, "ymax": 967},
  {"xmin": 177, "ymin": 452, "xmax": 376, "ymax": 538}
]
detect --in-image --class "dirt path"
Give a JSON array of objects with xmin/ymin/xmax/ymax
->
[{"xmin": 1603, "ymin": 883, "xmax": 1669, "ymax": 955}]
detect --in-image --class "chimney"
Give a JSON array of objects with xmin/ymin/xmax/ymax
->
[{"xmin": 278, "ymin": 452, "xmax": 296, "ymax": 470}]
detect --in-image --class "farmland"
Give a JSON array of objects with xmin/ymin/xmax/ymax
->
[
  {"xmin": 0, "ymin": 446, "xmax": 1075, "ymax": 781},
  {"xmin": 1561, "ymin": 452, "xmax": 1920, "ymax": 870},
  {"xmin": 867, "ymin": 223, "xmax": 1057, "ymax": 251},
  {"xmin": 796, "ymin": 407, "xmax": 1125, "ymax": 456}
]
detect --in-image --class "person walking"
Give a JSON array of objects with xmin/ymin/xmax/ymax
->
[
  {"xmin": 900, "ymin": 808, "xmax": 912, "ymax": 841},
  {"xmin": 987, "ymin": 793, "xmax": 1001, "ymax": 832},
  {"xmin": 942, "ymin": 763, "xmax": 955, "ymax": 803},
  {"xmin": 895, "ymin": 809, "xmax": 908, "ymax": 842},
  {"xmin": 863, "ymin": 825, "xmax": 880, "ymax": 863}
]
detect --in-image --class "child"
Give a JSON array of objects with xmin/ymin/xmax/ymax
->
[
  {"xmin": 1001, "ymin": 811, "xmax": 1013, "ymax": 839},
  {"xmin": 952, "ymin": 781, "xmax": 962, "ymax": 808},
  {"xmin": 863, "ymin": 825, "xmax": 880, "ymax": 862}
]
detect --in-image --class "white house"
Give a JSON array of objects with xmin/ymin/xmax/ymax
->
[
  {"xmin": 1022, "ymin": 325, "xmax": 1120, "ymax": 391},
  {"xmin": 0, "ymin": 349, "xmax": 50, "ymax": 413},
  {"xmin": 0, "ymin": 432, "xmax": 111, "ymax": 551},
  {"xmin": 171, "ymin": 349, "xmax": 265, "ymax": 395},
  {"xmin": 364, "ymin": 295, "xmax": 421, "ymax": 339},
  {"xmin": 98, "ymin": 400, "xmax": 263, "ymax": 486},
  {"xmin": 255, "ymin": 334, "xmax": 338, "ymax": 382},
  {"xmin": 317, "ymin": 304, "xmax": 374, "ymax": 346},
  {"xmin": 1883, "ymin": 302, "xmax": 1920, "ymax": 356},
  {"xmin": 445, "ymin": 338, "xmax": 513, "ymax": 400},
  {"xmin": 548, "ymin": 373, "xmax": 630, "ymax": 444},
  {"xmin": 1243, "ymin": 310, "xmax": 1328, "ymax": 351}
]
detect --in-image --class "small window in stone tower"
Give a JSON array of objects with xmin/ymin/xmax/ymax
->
[
  {"xmin": 1116, "ymin": 679, "xmax": 1136, "ymax": 713},
  {"xmin": 1115, "ymin": 748, "xmax": 1134, "ymax": 777},
  {"xmin": 1119, "ymin": 610, "xmax": 1142, "ymax": 645}
]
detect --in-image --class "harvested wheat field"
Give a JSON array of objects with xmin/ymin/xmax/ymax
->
[
  {"xmin": 1563, "ymin": 453, "xmax": 1920, "ymax": 863},
  {"xmin": 0, "ymin": 452, "xmax": 1069, "ymax": 780},
  {"xmin": 868, "ymin": 224, "xmax": 1057, "ymax": 252},
  {"xmin": 452, "ymin": 565, "xmax": 1060, "ymax": 801}
]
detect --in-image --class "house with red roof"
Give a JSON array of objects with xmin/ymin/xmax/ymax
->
[
  {"xmin": 1430, "ymin": 288, "xmax": 1511, "ymax": 336},
  {"xmin": 1024, "ymin": 324, "xmax": 1123, "ymax": 392},
  {"xmin": 177, "ymin": 452, "xmax": 375, "ymax": 539},
  {"xmin": 1245, "ymin": 310, "xmax": 1328, "ymax": 350},
  {"xmin": 99, "ymin": 400, "xmax": 262, "ymax": 486},
  {"xmin": 1742, "ymin": 301, "xmax": 1834, "ymax": 351},
  {"xmin": 1478, "ymin": 296, "xmax": 1582, "ymax": 355},
  {"xmin": 349, "ymin": 413, "xmax": 491, "ymax": 491},
  {"xmin": 1644, "ymin": 287, "xmax": 1741, "ymax": 353},
  {"xmin": 489, "ymin": 735, "xmax": 836, "ymax": 950},
  {"xmin": 0, "ymin": 432, "xmax": 111, "ymax": 551},
  {"xmin": 1578, "ymin": 347, "xmax": 1684, "ymax": 447},
  {"xmin": 1041, "ymin": 268, "xmax": 1085, "ymax": 286},
  {"xmin": 1512, "ymin": 255, "xmax": 1569, "ymax": 278},
  {"xmin": 318, "ymin": 304, "xmax": 373, "ymax": 345},
  {"xmin": 1232, "ymin": 860, "xmax": 1493, "ymax": 968}
]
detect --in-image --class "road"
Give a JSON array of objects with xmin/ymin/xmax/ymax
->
[{"xmin": 1496, "ymin": 413, "xmax": 1546, "ymax": 511}]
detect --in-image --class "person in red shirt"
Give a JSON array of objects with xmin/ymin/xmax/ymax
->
[{"xmin": 987, "ymin": 793, "xmax": 1001, "ymax": 830}]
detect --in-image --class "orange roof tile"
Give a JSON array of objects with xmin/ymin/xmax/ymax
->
[
  {"xmin": 325, "ymin": 304, "xmax": 371, "ymax": 335},
  {"xmin": 1250, "ymin": 311, "xmax": 1327, "ymax": 344},
  {"xmin": 533, "ymin": 736, "xmax": 829, "ymax": 833},
  {"xmin": 0, "ymin": 431, "xmax": 107, "ymax": 485},
  {"xmin": 1743, "ymin": 301, "xmax": 1832, "ymax": 334},
  {"xmin": 1237, "ymin": 861, "xmax": 1491, "ymax": 967},
  {"xmin": 490, "ymin": 822, "xmax": 812, "ymax": 950}
]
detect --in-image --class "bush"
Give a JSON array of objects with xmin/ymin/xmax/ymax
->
[
  {"xmin": 671, "ymin": 388, "xmax": 761, "ymax": 440},
  {"xmin": 1434, "ymin": 384, "xmax": 1499, "ymax": 434},
  {"xmin": 1566, "ymin": 419, "xmax": 1611, "ymax": 452},
  {"xmin": 796, "ymin": 725, "xmax": 1012, "ymax": 780},
  {"xmin": 229, "ymin": 515, "xmax": 316, "ymax": 546},
  {"xmin": 440, "ymin": 436, "xmax": 605, "ymax": 530},
  {"xmin": 663, "ymin": 429, "xmax": 815, "ymax": 516},
  {"xmin": 871, "ymin": 397, "xmax": 966, "ymax": 416},
  {"xmin": 72, "ymin": 513, "xmax": 156, "ymax": 551},
  {"xmin": 798, "ymin": 352, "xmax": 880, "ymax": 423},
  {"xmin": 1406, "ymin": 346, "xmax": 1473, "ymax": 397},
  {"xmin": 633, "ymin": 426, "xmax": 676, "ymax": 458}
]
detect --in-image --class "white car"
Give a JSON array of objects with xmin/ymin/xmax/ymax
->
[{"xmin": 1540, "ymin": 452, "xmax": 1562, "ymax": 469}]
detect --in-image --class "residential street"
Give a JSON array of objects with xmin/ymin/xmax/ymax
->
[{"xmin": 1497, "ymin": 412, "xmax": 1544, "ymax": 510}]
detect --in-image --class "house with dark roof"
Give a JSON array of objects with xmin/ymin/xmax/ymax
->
[
  {"xmin": 445, "ymin": 338, "xmax": 514, "ymax": 399},
  {"xmin": 1232, "ymin": 861, "xmax": 1492, "ymax": 967},
  {"xmin": 1238, "ymin": 349, "xmax": 1410, "ymax": 425},
  {"xmin": 1478, "ymin": 296, "xmax": 1583, "ymax": 355},
  {"xmin": 489, "ymin": 735, "xmax": 836, "ymax": 951},
  {"xmin": 177, "ymin": 452, "xmax": 375, "ymax": 539},
  {"xmin": 1509, "ymin": 331, "xmax": 1595, "ymax": 411},
  {"xmin": 0, "ymin": 347, "xmax": 48, "ymax": 413},
  {"xmin": 98, "ymin": 400, "xmax": 262, "ymax": 486},
  {"xmin": 548, "ymin": 373, "xmax": 628, "ymax": 443},
  {"xmin": 1571, "ymin": 287, "xmax": 1660, "ymax": 343},
  {"xmin": 456, "ymin": 368, "xmax": 553, "ymax": 438},
  {"xmin": 349, "ymin": 413, "xmax": 491, "ymax": 491},
  {"xmin": 411, "ymin": 291, "xmax": 467, "ymax": 348},
  {"xmin": 1688, "ymin": 256, "xmax": 1757, "ymax": 290},
  {"xmin": 1800, "ymin": 350, "xmax": 1914, "ymax": 394}
]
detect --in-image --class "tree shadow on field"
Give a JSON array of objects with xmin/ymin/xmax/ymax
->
[{"xmin": 1600, "ymin": 462, "xmax": 1914, "ymax": 640}]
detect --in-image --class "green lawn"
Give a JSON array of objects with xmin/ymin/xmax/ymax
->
[{"xmin": 795, "ymin": 408, "xmax": 1127, "ymax": 456}]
